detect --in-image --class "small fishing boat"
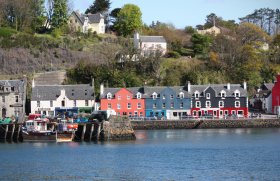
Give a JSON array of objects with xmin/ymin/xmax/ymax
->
[{"xmin": 56, "ymin": 119, "xmax": 78, "ymax": 142}]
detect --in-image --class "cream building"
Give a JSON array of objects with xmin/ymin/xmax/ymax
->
[{"xmin": 69, "ymin": 11, "xmax": 105, "ymax": 34}]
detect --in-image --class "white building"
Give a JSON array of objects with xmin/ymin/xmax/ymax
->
[
  {"xmin": 31, "ymin": 81, "xmax": 95, "ymax": 117},
  {"xmin": 134, "ymin": 32, "xmax": 167, "ymax": 57},
  {"xmin": 69, "ymin": 11, "xmax": 105, "ymax": 34},
  {"xmin": 0, "ymin": 80, "xmax": 26, "ymax": 122},
  {"xmin": 252, "ymin": 83, "xmax": 273, "ymax": 113}
]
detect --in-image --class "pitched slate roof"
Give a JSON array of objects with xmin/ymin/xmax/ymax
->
[
  {"xmin": 72, "ymin": 11, "xmax": 103, "ymax": 24},
  {"xmin": 190, "ymin": 84, "xmax": 247, "ymax": 97},
  {"xmin": 31, "ymin": 84, "xmax": 94, "ymax": 101},
  {"xmin": 140, "ymin": 36, "xmax": 166, "ymax": 43},
  {"xmin": 0, "ymin": 80, "xmax": 25, "ymax": 93},
  {"xmin": 101, "ymin": 87, "xmax": 143, "ymax": 99}
]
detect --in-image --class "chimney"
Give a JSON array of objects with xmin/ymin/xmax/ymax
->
[
  {"xmin": 134, "ymin": 32, "xmax": 140, "ymax": 49},
  {"xmin": 243, "ymin": 81, "xmax": 247, "ymax": 90},
  {"xmin": 187, "ymin": 81, "xmax": 191, "ymax": 92},
  {"xmin": 32, "ymin": 78, "xmax": 35, "ymax": 88},
  {"xmin": 100, "ymin": 83, "xmax": 104, "ymax": 95},
  {"xmin": 227, "ymin": 83, "xmax": 230, "ymax": 90}
]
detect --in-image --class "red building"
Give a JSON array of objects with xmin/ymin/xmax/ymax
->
[
  {"xmin": 100, "ymin": 86, "xmax": 145, "ymax": 117},
  {"xmin": 272, "ymin": 75, "xmax": 280, "ymax": 115}
]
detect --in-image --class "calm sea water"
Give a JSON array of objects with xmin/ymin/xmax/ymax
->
[{"xmin": 0, "ymin": 128, "xmax": 280, "ymax": 181}]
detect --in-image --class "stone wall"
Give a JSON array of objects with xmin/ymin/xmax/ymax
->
[
  {"xmin": 102, "ymin": 116, "xmax": 136, "ymax": 141},
  {"xmin": 131, "ymin": 119, "xmax": 280, "ymax": 130}
]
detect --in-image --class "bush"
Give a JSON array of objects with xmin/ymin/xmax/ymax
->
[
  {"xmin": 0, "ymin": 27, "xmax": 18, "ymax": 38},
  {"xmin": 165, "ymin": 51, "xmax": 181, "ymax": 58}
]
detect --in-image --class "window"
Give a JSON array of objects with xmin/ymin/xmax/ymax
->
[
  {"xmin": 140, "ymin": 112, "xmax": 143, "ymax": 117},
  {"xmin": 14, "ymin": 108, "xmax": 20, "ymax": 116},
  {"xmin": 85, "ymin": 90, "xmax": 88, "ymax": 96},
  {"xmin": 127, "ymin": 95, "xmax": 131, "ymax": 100},
  {"xmin": 152, "ymin": 93, "xmax": 157, "ymax": 100},
  {"xmin": 220, "ymin": 111, "xmax": 223, "ymax": 116},
  {"xmin": 153, "ymin": 103, "xmax": 157, "ymax": 108},
  {"xmin": 117, "ymin": 95, "xmax": 121, "ymax": 100},
  {"xmin": 85, "ymin": 100, "xmax": 89, "ymax": 106},
  {"xmin": 237, "ymin": 110, "xmax": 243, "ymax": 115},
  {"xmin": 232, "ymin": 110, "xmax": 236, "ymax": 115},
  {"xmin": 173, "ymin": 112, "xmax": 178, "ymax": 117},
  {"xmin": 37, "ymin": 101, "xmax": 40, "ymax": 107},
  {"xmin": 170, "ymin": 95, "xmax": 174, "ymax": 99},
  {"xmin": 220, "ymin": 91, "xmax": 226, "ymax": 98},
  {"xmin": 179, "ymin": 92, "xmax": 184, "ymax": 99},
  {"xmin": 108, "ymin": 103, "xmax": 112, "ymax": 109},
  {"xmin": 224, "ymin": 110, "xmax": 228, "ymax": 115},
  {"xmin": 193, "ymin": 111, "xmax": 197, "ymax": 116},
  {"xmin": 195, "ymin": 91, "xmax": 199, "ymax": 98},
  {"xmin": 117, "ymin": 103, "xmax": 121, "ymax": 109},
  {"xmin": 180, "ymin": 102, "xmax": 183, "ymax": 108},
  {"xmin": 73, "ymin": 100, "xmax": 77, "ymax": 107},
  {"xmin": 61, "ymin": 100, "xmax": 65, "ymax": 107},
  {"xmin": 206, "ymin": 93, "xmax": 210, "ymax": 99},
  {"xmin": 72, "ymin": 92, "xmax": 74, "ymax": 96},
  {"xmin": 235, "ymin": 90, "xmax": 240, "ymax": 98},
  {"xmin": 137, "ymin": 103, "xmax": 141, "ymax": 109},
  {"xmin": 195, "ymin": 101, "xmax": 201, "ymax": 108},
  {"xmin": 50, "ymin": 101, "xmax": 53, "ymax": 107},
  {"xmin": 219, "ymin": 101, "xmax": 224, "ymax": 108},
  {"xmin": 206, "ymin": 101, "xmax": 211, "ymax": 107},
  {"xmin": 162, "ymin": 103, "xmax": 166, "ymax": 108},
  {"xmin": 235, "ymin": 101, "xmax": 240, "ymax": 108},
  {"xmin": 171, "ymin": 103, "xmax": 174, "ymax": 108},
  {"xmin": 127, "ymin": 103, "xmax": 131, "ymax": 109},
  {"xmin": 107, "ymin": 93, "xmax": 112, "ymax": 99},
  {"xmin": 134, "ymin": 112, "xmax": 138, "ymax": 116},
  {"xmin": 162, "ymin": 95, "xmax": 166, "ymax": 99},
  {"xmin": 2, "ymin": 96, "xmax": 5, "ymax": 103},
  {"xmin": 137, "ymin": 93, "xmax": 141, "ymax": 99},
  {"xmin": 15, "ymin": 96, "xmax": 19, "ymax": 103},
  {"xmin": 129, "ymin": 112, "xmax": 132, "ymax": 117}
]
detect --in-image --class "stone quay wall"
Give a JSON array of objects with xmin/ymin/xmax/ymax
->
[{"xmin": 131, "ymin": 119, "xmax": 280, "ymax": 130}]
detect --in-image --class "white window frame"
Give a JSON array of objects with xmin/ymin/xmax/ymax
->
[
  {"xmin": 127, "ymin": 103, "xmax": 131, "ymax": 109},
  {"xmin": 108, "ymin": 103, "xmax": 112, "ymax": 109},
  {"xmin": 235, "ymin": 101, "xmax": 240, "ymax": 108},
  {"xmin": 180, "ymin": 102, "xmax": 183, "ymax": 108},
  {"xmin": 206, "ymin": 101, "xmax": 211, "ymax": 107},
  {"xmin": 136, "ymin": 92, "xmax": 141, "ymax": 99},
  {"xmin": 127, "ymin": 95, "xmax": 131, "ymax": 100},
  {"xmin": 219, "ymin": 101, "xmax": 224, "ymax": 108},
  {"xmin": 137, "ymin": 102, "xmax": 141, "ymax": 109},
  {"xmin": 195, "ymin": 101, "xmax": 201, "ymax": 108},
  {"xmin": 194, "ymin": 91, "xmax": 199, "ymax": 99},
  {"xmin": 206, "ymin": 93, "xmax": 210, "ymax": 99},
  {"xmin": 234, "ymin": 90, "xmax": 240, "ymax": 99},
  {"xmin": 171, "ymin": 103, "xmax": 174, "ymax": 108},
  {"xmin": 162, "ymin": 95, "xmax": 166, "ymax": 99},
  {"xmin": 153, "ymin": 103, "xmax": 157, "ymax": 108},
  {"xmin": 170, "ymin": 94, "xmax": 174, "ymax": 99},
  {"xmin": 117, "ymin": 95, "xmax": 121, "ymax": 100},
  {"xmin": 107, "ymin": 93, "xmax": 112, "ymax": 100},
  {"xmin": 220, "ymin": 90, "xmax": 226, "ymax": 99},
  {"xmin": 179, "ymin": 92, "xmax": 184, "ymax": 99},
  {"xmin": 117, "ymin": 103, "xmax": 121, "ymax": 109},
  {"xmin": 152, "ymin": 92, "xmax": 157, "ymax": 100},
  {"xmin": 162, "ymin": 103, "xmax": 166, "ymax": 108}
]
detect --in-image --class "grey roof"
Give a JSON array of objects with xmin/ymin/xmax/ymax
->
[
  {"xmin": 0, "ymin": 80, "xmax": 25, "ymax": 93},
  {"xmin": 190, "ymin": 84, "xmax": 247, "ymax": 97},
  {"xmin": 140, "ymin": 36, "xmax": 166, "ymax": 43},
  {"xmin": 264, "ymin": 83, "xmax": 274, "ymax": 91},
  {"xmin": 31, "ymin": 84, "xmax": 94, "ymax": 101},
  {"xmin": 72, "ymin": 11, "xmax": 103, "ymax": 24},
  {"xmin": 101, "ymin": 87, "xmax": 143, "ymax": 99}
]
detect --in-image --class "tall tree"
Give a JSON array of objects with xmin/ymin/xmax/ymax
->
[
  {"xmin": 51, "ymin": 0, "xmax": 68, "ymax": 28},
  {"xmin": 85, "ymin": 0, "xmax": 111, "ymax": 14},
  {"xmin": 114, "ymin": 4, "xmax": 142, "ymax": 37}
]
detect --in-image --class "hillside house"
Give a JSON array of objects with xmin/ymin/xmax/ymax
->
[
  {"xmin": 68, "ymin": 11, "xmax": 105, "ymax": 34},
  {"xmin": 134, "ymin": 33, "xmax": 167, "ymax": 57},
  {"xmin": 252, "ymin": 83, "xmax": 273, "ymax": 113}
]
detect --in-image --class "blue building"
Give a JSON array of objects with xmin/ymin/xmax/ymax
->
[{"xmin": 143, "ymin": 86, "xmax": 191, "ymax": 120}]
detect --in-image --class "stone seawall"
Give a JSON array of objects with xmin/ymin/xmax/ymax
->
[
  {"xmin": 102, "ymin": 116, "xmax": 136, "ymax": 141},
  {"xmin": 131, "ymin": 119, "xmax": 280, "ymax": 130}
]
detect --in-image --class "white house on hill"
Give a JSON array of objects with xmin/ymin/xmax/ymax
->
[
  {"xmin": 134, "ymin": 32, "xmax": 167, "ymax": 56},
  {"xmin": 68, "ymin": 11, "xmax": 105, "ymax": 34}
]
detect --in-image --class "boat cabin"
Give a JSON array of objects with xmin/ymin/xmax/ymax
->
[{"xmin": 25, "ymin": 120, "xmax": 48, "ymax": 132}]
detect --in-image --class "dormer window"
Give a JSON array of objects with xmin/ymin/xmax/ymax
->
[
  {"xmin": 194, "ymin": 91, "xmax": 199, "ymax": 99},
  {"xmin": 234, "ymin": 90, "xmax": 240, "ymax": 98},
  {"xmin": 206, "ymin": 93, "xmax": 210, "ymax": 99},
  {"xmin": 107, "ymin": 93, "xmax": 112, "ymax": 99},
  {"xmin": 220, "ymin": 90, "xmax": 226, "ymax": 99},
  {"xmin": 179, "ymin": 92, "xmax": 184, "ymax": 99},
  {"xmin": 136, "ymin": 92, "xmax": 141, "ymax": 99},
  {"xmin": 152, "ymin": 92, "xmax": 157, "ymax": 100}
]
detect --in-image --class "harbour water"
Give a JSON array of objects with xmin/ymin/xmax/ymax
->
[{"xmin": 1, "ymin": 128, "xmax": 280, "ymax": 181}]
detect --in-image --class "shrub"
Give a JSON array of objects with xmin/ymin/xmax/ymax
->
[
  {"xmin": 165, "ymin": 51, "xmax": 181, "ymax": 58},
  {"xmin": 0, "ymin": 27, "xmax": 18, "ymax": 38}
]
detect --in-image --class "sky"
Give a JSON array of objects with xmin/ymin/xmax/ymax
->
[{"xmin": 72, "ymin": 0, "xmax": 280, "ymax": 29}]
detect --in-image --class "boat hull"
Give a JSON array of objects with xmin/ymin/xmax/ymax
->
[{"xmin": 22, "ymin": 132, "xmax": 56, "ymax": 142}]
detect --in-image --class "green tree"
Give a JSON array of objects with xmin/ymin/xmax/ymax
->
[
  {"xmin": 114, "ymin": 4, "xmax": 142, "ymax": 37},
  {"xmin": 51, "ymin": 0, "xmax": 68, "ymax": 28},
  {"xmin": 191, "ymin": 33, "xmax": 211, "ymax": 57},
  {"xmin": 85, "ymin": 0, "xmax": 111, "ymax": 14}
]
